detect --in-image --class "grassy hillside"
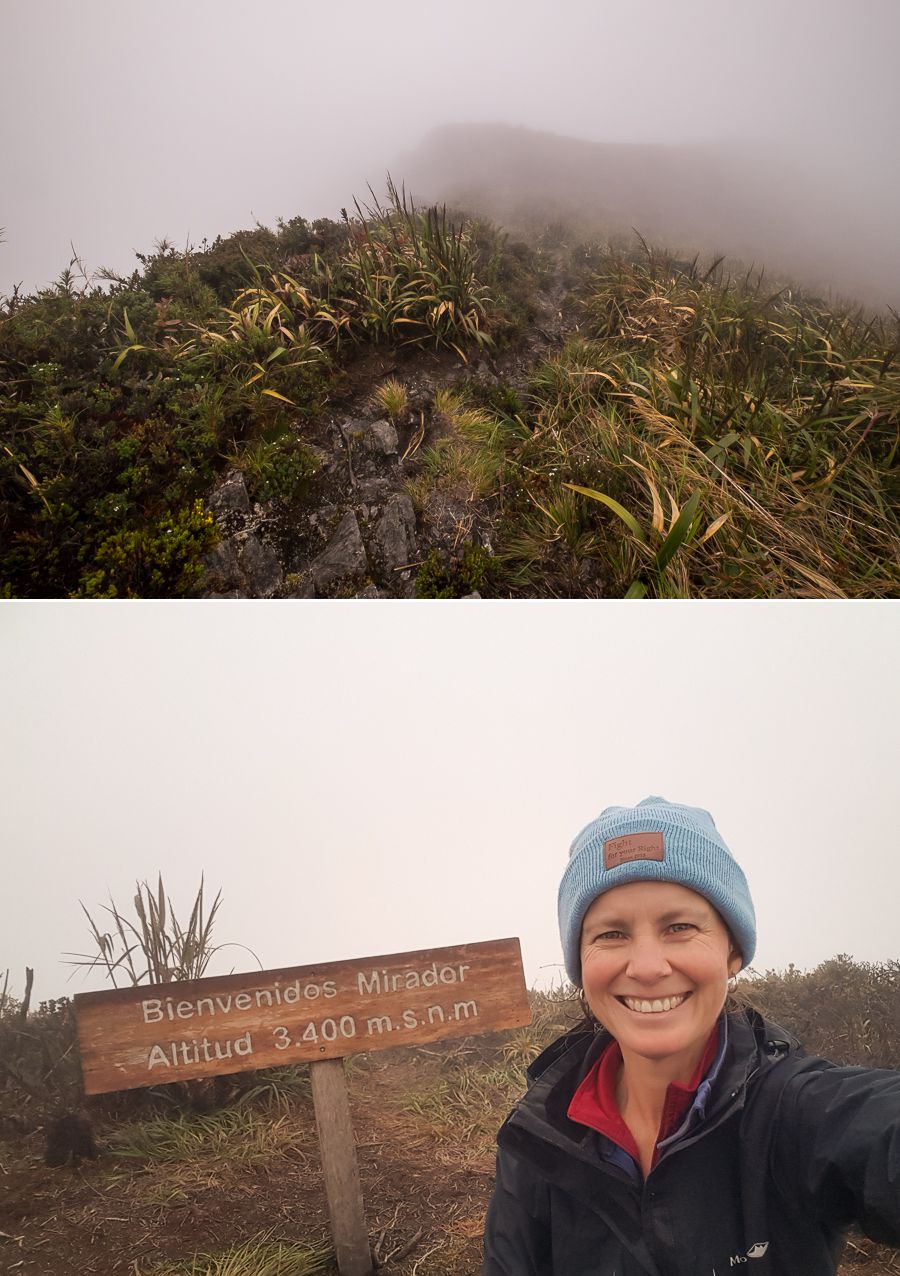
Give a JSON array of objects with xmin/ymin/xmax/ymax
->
[
  {"xmin": 1, "ymin": 189, "xmax": 897, "ymax": 598},
  {"xmin": 1, "ymin": 959, "xmax": 899, "ymax": 1275}
]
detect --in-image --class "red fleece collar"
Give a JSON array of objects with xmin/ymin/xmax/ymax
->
[{"xmin": 567, "ymin": 1026, "xmax": 719, "ymax": 1170}]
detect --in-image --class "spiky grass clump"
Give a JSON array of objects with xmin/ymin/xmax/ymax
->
[
  {"xmin": 0, "ymin": 968, "xmax": 13, "ymax": 1018},
  {"xmin": 333, "ymin": 179, "xmax": 495, "ymax": 355},
  {"xmin": 498, "ymin": 986, "xmax": 579, "ymax": 1069},
  {"xmin": 200, "ymin": 181, "xmax": 498, "ymax": 363},
  {"xmin": 109, "ymin": 1107, "xmax": 301, "ymax": 1166},
  {"xmin": 142, "ymin": 1234, "xmax": 332, "ymax": 1276},
  {"xmin": 403, "ymin": 1059, "xmax": 526, "ymax": 1148},
  {"xmin": 372, "ymin": 377, "xmax": 409, "ymax": 419},
  {"xmin": 187, "ymin": 287, "xmax": 330, "ymax": 407},
  {"xmin": 414, "ymin": 385, "xmax": 526, "ymax": 502},
  {"xmin": 66, "ymin": 875, "xmax": 242, "ymax": 987},
  {"xmin": 234, "ymin": 1064, "xmax": 312, "ymax": 1112}
]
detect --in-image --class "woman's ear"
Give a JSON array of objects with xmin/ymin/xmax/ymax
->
[{"xmin": 724, "ymin": 928, "xmax": 742, "ymax": 978}]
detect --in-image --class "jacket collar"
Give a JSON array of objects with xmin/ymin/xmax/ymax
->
[{"xmin": 507, "ymin": 1010, "xmax": 781, "ymax": 1178}]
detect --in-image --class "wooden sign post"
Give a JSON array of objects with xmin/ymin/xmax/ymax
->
[
  {"xmin": 74, "ymin": 938, "xmax": 531, "ymax": 1275},
  {"xmin": 310, "ymin": 1058, "xmax": 371, "ymax": 1276}
]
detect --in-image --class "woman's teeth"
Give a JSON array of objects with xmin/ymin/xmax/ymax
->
[{"xmin": 621, "ymin": 993, "xmax": 689, "ymax": 1014}]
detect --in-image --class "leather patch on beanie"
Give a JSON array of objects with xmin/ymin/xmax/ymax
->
[{"xmin": 603, "ymin": 831, "xmax": 665, "ymax": 869}]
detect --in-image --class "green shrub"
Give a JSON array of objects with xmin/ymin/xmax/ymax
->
[
  {"xmin": 416, "ymin": 543, "xmax": 491, "ymax": 598},
  {"xmin": 235, "ymin": 435, "xmax": 319, "ymax": 505},
  {"xmin": 742, "ymin": 955, "xmax": 900, "ymax": 1068},
  {"xmin": 75, "ymin": 500, "xmax": 218, "ymax": 598},
  {"xmin": 0, "ymin": 994, "xmax": 81, "ymax": 1111}
]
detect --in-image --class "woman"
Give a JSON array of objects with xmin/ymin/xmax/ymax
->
[{"xmin": 483, "ymin": 796, "xmax": 900, "ymax": 1275}]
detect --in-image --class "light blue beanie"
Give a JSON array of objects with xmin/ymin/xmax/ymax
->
[{"xmin": 558, "ymin": 796, "xmax": 756, "ymax": 986}]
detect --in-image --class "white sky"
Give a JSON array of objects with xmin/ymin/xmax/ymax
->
[
  {"xmin": 3, "ymin": 0, "xmax": 899, "ymax": 298},
  {"xmin": 2, "ymin": 601, "xmax": 898, "ymax": 1007}
]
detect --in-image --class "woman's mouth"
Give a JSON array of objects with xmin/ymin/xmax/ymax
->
[{"xmin": 617, "ymin": 992, "xmax": 692, "ymax": 1014}]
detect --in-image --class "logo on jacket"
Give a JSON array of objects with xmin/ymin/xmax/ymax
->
[{"xmin": 729, "ymin": 1241, "xmax": 769, "ymax": 1265}]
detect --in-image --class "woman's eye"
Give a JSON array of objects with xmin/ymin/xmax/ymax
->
[
  {"xmin": 594, "ymin": 930, "xmax": 625, "ymax": 942},
  {"xmin": 668, "ymin": 922, "xmax": 695, "ymax": 934}
]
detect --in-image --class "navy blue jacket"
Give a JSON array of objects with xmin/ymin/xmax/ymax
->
[{"xmin": 483, "ymin": 1011, "xmax": 900, "ymax": 1275}]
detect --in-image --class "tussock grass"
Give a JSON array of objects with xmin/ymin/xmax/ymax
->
[
  {"xmin": 415, "ymin": 385, "xmax": 526, "ymax": 501},
  {"xmin": 403, "ymin": 1061, "xmax": 524, "ymax": 1146},
  {"xmin": 372, "ymin": 377, "xmax": 410, "ymax": 420},
  {"xmin": 234, "ymin": 1064, "xmax": 312, "ymax": 1111},
  {"xmin": 109, "ymin": 1107, "xmax": 305, "ymax": 1165},
  {"xmin": 498, "ymin": 987, "xmax": 578, "ymax": 1068},
  {"xmin": 141, "ymin": 1234, "xmax": 332, "ymax": 1276},
  {"xmin": 425, "ymin": 249, "xmax": 899, "ymax": 597}
]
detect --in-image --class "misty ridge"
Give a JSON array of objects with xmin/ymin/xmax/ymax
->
[
  {"xmin": 3, "ymin": 120, "xmax": 897, "ymax": 315},
  {"xmin": 2, "ymin": 117, "xmax": 898, "ymax": 600},
  {"xmin": 397, "ymin": 123, "xmax": 899, "ymax": 311}
]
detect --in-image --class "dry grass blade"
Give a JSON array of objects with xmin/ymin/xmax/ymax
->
[
  {"xmin": 140, "ymin": 1232, "xmax": 332, "ymax": 1276},
  {"xmin": 402, "ymin": 411, "xmax": 426, "ymax": 461}
]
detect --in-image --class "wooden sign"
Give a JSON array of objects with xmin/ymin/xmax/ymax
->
[
  {"xmin": 73, "ymin": 937, "xmax": 530, "ymax": 1096},
  {"xmin": 75, "ymin": 938, "xmax": 530, "ymax": 1276}
]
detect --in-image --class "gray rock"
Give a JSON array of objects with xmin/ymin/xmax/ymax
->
[
  {"xmin": 208, "ymin": 471, "xmax": 250, "ymax": 517},
  {"xmin": 371, "ymin": 493, "xmax": 417, "ymax": 572},
  {"xmin": 201, "ymin": 540, "xmax": 244, "ymax": 595},
  {"xmin": 355, "ymin": 584, "xmax": 385, "ymax": 599},
  {"xmin": 309, "ymin": 511, "xmax": 369, "ymax": 587},
  {"xmin": 341, "ymin": 417, "xmax": 398, "ymax": 457},
  {"xmin": 357, "ymin": 477, "xmax": 393, "ymax": 504},
  {"xmin": 237, "ymin": 534, "xmax": 283, "ymax": 598}
]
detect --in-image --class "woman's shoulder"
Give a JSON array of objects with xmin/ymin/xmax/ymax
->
[{"xmin": 734, "ymin": 1008, "xmax": 900, "ymax": 1125}]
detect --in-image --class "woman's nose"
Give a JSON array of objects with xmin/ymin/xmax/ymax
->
[{"xmin": 625, "ymin": 938, "xmax": 672, "ymax": 982}]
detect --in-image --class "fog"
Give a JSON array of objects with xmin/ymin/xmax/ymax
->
[
  {"xmin": 3, "ymin": 602, "xmax": 899, "ymax": 1006},
  {"xmin": 3, "ymin": 0, "xmax": 899, "ymax": 307}
]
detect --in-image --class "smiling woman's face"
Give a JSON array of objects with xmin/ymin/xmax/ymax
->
[{"xmin": 580, "ymin": 880, "xmax": 741, "ymax": 1068}]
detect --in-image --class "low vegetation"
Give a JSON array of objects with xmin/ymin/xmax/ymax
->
[
  {"xmin": 0, "ymin": 184, "xmax": 516, "ymax": 597},
  {"xmin": 143, "ymin": 1236, "xmax": 333, "ymax": 1276},
  {"xmin": 372, "ymin": 377, "xmax": 410, "ymax": 421},
  {"xmin": 3, "ymin": 194, "xmax": 896, "ymax": 598},
  {"xmin": 108, "ymin": 1107, "xmax": 302, "ymax": 1167},
  {"xmin": 430, "ymin": 253, "xmax": 899, "ymax": 597}
]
